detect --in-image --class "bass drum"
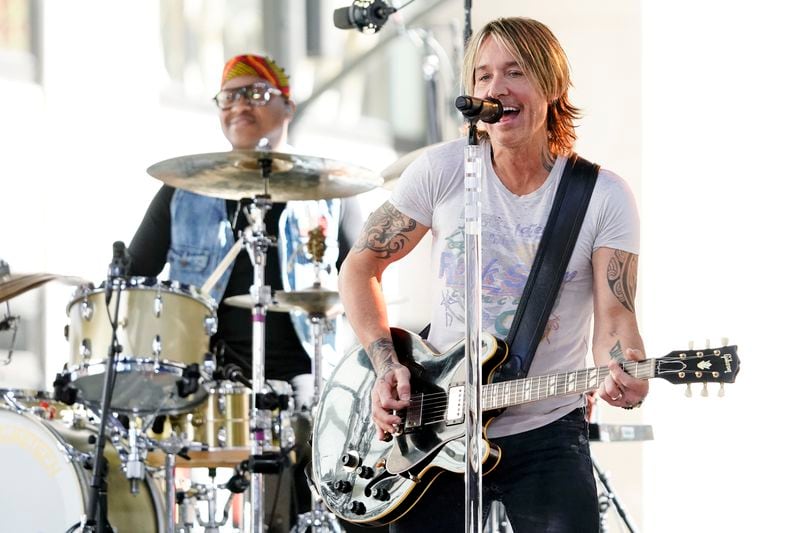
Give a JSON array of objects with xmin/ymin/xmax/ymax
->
[{"xmin": 0, "ymin": 403, "xmax": 164, "ymax": 532}]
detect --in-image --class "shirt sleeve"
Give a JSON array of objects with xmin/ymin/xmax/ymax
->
[
  {"xmin": 128, "ymin": 185, "xmax": 174, "ymax": 276},
  {"xmin": 591, "ymin": 170, "xmax": 640, "ymax": 255}
]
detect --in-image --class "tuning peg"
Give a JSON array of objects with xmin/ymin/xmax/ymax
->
[
  {"xmin": 705, "ymin": 339, "xmax": 711, "ymax": 349},
  {"xmin": 688, "ymin": 340, "xmax": 694, "ymax": 350},
  {"xmin": 685, "ymin": 384, "xmax": 692, "ymax": 398},
  {"xmin": 721, "ymin": 336, "xmax": 729, "ymax": 347},
  {"xmin": 718, "ymin": 383, "xmax": 725, "ymax": 398},
  {"xmin": 701, "ymin": 382, "xmax": 708, "ymax": 397}
]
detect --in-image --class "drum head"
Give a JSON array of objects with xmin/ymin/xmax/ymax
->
[{"xmin": 0, "ymin": 408, "xmax": 86, "ymax": 531}]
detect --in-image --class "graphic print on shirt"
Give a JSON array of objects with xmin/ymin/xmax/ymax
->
[{"xmin": 438, "ymin": 212, "xmax": 576, "ymax": 340}]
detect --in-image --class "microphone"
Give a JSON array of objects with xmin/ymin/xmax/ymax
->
[
  {"xmin": 454, "ymin": 95, "xmax": 504, "ymax": 124},
  {"xmin": 105, "ymin": 241, "xmax": 129, "ymax": 304},
  {"xmin": 223, "ymin": 364, "xmax": 253, "ymax": 389},
  {"xmin": 333, "ymin": 0, "xmax": 396, "ymax": 33}
]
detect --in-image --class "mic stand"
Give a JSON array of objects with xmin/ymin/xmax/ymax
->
[
  {"xmin": 83, "ymin": 278, "xmax": 124, "ymax": 533},
  {"xmin": 593, "ymin": 457, "xmax": 639, "ymax": 533},
  {"xmin": 463, "ymin": 120, "xmax": 483, "ymax": 533}
]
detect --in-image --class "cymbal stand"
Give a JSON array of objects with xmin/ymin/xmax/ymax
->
[
  {"xmin": 155, "ymin": 433, "xmax": 191, "ymax": 533},
  {"xmin": 243, "ymin": 156, "xmax": 278, "ymax": 533},
  {"xmin": 291, "ymin": 311, "xmax": 342, "ymax": 533}
]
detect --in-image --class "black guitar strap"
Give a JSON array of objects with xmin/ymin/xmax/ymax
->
[{"xmin": 496, "ymin": 154, "xmax": 599, "ymax": 381}]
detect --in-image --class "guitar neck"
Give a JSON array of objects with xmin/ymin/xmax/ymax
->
[{"xmin": 482, "ymin": 359, "xmax": 656, "ymax": 411}]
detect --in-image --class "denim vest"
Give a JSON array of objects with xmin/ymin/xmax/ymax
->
[{"xmin": 169, "ymin": 189, "xmax": 341, "ymax": 362}]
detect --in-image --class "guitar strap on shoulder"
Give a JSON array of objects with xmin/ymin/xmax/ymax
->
[{"xmin": 497, "ymin": 154, "xmax": 599, "ymax": 381}]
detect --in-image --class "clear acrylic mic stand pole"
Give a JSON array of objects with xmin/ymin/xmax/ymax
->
[{"xmin": 463, "ymin": 121, "xmax": 483, "ymax": 533}]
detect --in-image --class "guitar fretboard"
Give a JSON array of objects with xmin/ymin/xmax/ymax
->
[{"xmin": 482, "ymin": 359, "xmax": 656, "ymax": 410}]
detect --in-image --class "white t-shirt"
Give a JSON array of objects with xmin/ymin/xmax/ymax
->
[{"xmin": 390, "ymin": 137, "xmax": 639, "ymax": 438}]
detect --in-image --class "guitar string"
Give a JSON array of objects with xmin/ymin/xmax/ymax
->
[{"xmin": 399, "ymin": 361, "xmax": 657, "ymax": 426}]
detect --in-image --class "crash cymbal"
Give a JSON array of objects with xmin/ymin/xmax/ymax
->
[
  {"xmin": 0, "ymin": 272, "xmax": 88, "ymax": 304},
  {"xmin": 147, "ymin": 150, "xmax": 383, "ymax": 201},
  {"xmin": 380, "ymin": 141, "xmax": 449, "ymax": 189},
  {"xmin": 223, "ymin": 286, "xmax": 342, "ymax": 317}
]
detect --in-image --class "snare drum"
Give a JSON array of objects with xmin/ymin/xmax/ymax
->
[
  {"xmin": 151, "ymin": 380, "xmax": 296, "ymax": 467},
  {"xmin": 65, "ymin": 277, "xmax": 217, "ymax": 414},
  {"xmin": 0, "ymin": 399, "xmax": 164, "ymax": 532}
]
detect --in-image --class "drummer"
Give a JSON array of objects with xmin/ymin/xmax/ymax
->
[{"xmin": 128, "ymin": 53, "xmax": 356, "ymax": 531}]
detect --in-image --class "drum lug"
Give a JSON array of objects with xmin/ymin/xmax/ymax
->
[
  {"xmin": 80, "ymin": 339, "xmax": 92, "ymax": 359},
  {"xmin": 80, "ymin": 298, "xmax": 94, "ymax": 321},
  {"xmin": 204, "ymin": 315, "xmax": 218, "ymax": 336},
  {"xmin": 153, "ymin": 294, "xmax": 163, "ymax": 318},
  {"xmin": 152, "ymin": 334, "xmax": 162, "ymax": 359}
]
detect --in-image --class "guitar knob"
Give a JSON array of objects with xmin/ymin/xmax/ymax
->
[
  {"xmin": 357, "ymin": 466, "xmax": 374, "ymax": 479},
  {"xmin": 373, "ymin": 487, "xmax": 391, "ymax": 501},
  {"xmin": 333, "ymin": 480, "xmax": 353, "ymax": 493},
  {"xmin": 684, "ymin": 384, "xmax": 692, "ymax": 398},
  {"xmin": 340, "ymin": 452, "xmax": 361, "ymax": 469},
  {"xmin": 349, "ymin": 501, "xmax": 367, "ymax": 515}
]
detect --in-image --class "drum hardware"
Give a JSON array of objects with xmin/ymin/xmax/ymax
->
[
  {"xmin": 0, "ymin": 301, "xmax": 19, "ymax": 366},
  {"xmin": 83, "ymin": 241, "xmax": 129, "ymax": 533},
  {"xmin": 145, "ymin": 149, "xmax": 380, "ymax": 533},
  {"xmin": 175, "ymin": 469, "xmax": 238, "ymax": 533}
]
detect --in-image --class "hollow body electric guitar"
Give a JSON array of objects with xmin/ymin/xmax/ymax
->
[{"xmin": 311, "ymin": 328, "xmax": 740, "ymax": 526}]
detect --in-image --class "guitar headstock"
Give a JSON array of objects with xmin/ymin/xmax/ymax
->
[{"xmin": 655, "ymin": 344, "xmax": 740, "ymax": 397}]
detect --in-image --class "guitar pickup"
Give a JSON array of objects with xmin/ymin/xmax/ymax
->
[{"xmin": 446, "ymin": 384, "xmax": 465, "ymax": 425}]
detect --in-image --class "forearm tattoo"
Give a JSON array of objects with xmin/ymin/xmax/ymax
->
[
  {"xmin": 367, "ymin": 337, "xmax": 401, "ymax": 377},
  {"xmin": 607, "ymin": 250, "xmax": 638, "ymax": 313},
  {"xmin": 609, "ymin": 340, "xmax": 625, "ymax": 363},
  {"xmin": 354, "ymin": 202, "xmax": 417, "ymax": 259}
]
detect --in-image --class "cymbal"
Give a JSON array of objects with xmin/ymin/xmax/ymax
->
[
  {"xmin": 0, "ymin": 272, "xmax": 88, "ymax": 304},
  {"xmin": 380, "ymin": 141, "xmax": 448, "ymax": 189},
  {"xmin": 223, "ymin": 287, "xmax": 342, "ymax": 317},
  {"xmin": 274, "ymin": 287, "xmax": 341, "ymax": 317},
  {"xmin": 147, "ymin": 150, "xmax": 383, "ymax": 201}
]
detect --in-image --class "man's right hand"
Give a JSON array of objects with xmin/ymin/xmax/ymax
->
[{"xmin": 371, "ymin": 361, "xmax": 412, "ymax": 441}]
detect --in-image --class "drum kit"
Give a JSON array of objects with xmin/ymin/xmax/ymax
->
[{"xmin": 0, "ymin": 148, "xmax": 391, "ymax": 533}]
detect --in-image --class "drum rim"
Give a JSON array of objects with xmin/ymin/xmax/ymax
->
[
  {"xmin": 67, "ymin": 360, "xmax": 209, "ymax": 414},
  {"xmin": 67, "ymin": 276, "xmax": 217, "ymax": 311}
]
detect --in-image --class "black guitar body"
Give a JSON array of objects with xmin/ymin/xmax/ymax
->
[{"xmin": 311, "ymin": 328, "xmax": 507, "ymax": 526}]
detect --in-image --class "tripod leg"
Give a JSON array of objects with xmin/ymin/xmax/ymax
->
[{"xmin": 592, "ymin": 457, "xmax": 639, "ymax": 533}]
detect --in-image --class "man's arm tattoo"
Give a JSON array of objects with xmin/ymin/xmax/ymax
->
[
  {"xmin": 607, "ymin": 250, "xmax": 638, "ymax": 313},
  {"xmin": 609, "ymin": 340, "xmax": 625, "ymax": 363},
  {"xmin": 366, "ymin": 337, "xmax": 402, "ymax": 377},
  {"xmin": 354, "ymin": 202, "xmax": 417, "ymax": 259}
]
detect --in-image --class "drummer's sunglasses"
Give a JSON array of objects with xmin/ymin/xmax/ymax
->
[{"xmin": 213, "ymin": 82, "xmax": 283, "ymax": 110}]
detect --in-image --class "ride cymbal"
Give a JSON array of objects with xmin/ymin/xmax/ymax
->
[{"xmin": 147, "ymin": 150, "xmax": 383, "ymax": 201}]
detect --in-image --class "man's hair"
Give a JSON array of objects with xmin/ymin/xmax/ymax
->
[{"xmin": 462, "ymin": 17, "xmax": 579, "ymax": 157}]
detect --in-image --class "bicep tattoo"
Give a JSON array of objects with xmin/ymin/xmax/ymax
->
[
  {"xmin": 354, "ymin": 203, "xmax": 417, "ymax": 259},
  {"xmin": 606, "ymin": 250, "xmax": 638, "ymax": 313}
]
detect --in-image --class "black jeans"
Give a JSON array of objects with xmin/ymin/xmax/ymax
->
[{"xmin": 389, "ymin": 408, "xmax": 599, "ymax": 533}]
